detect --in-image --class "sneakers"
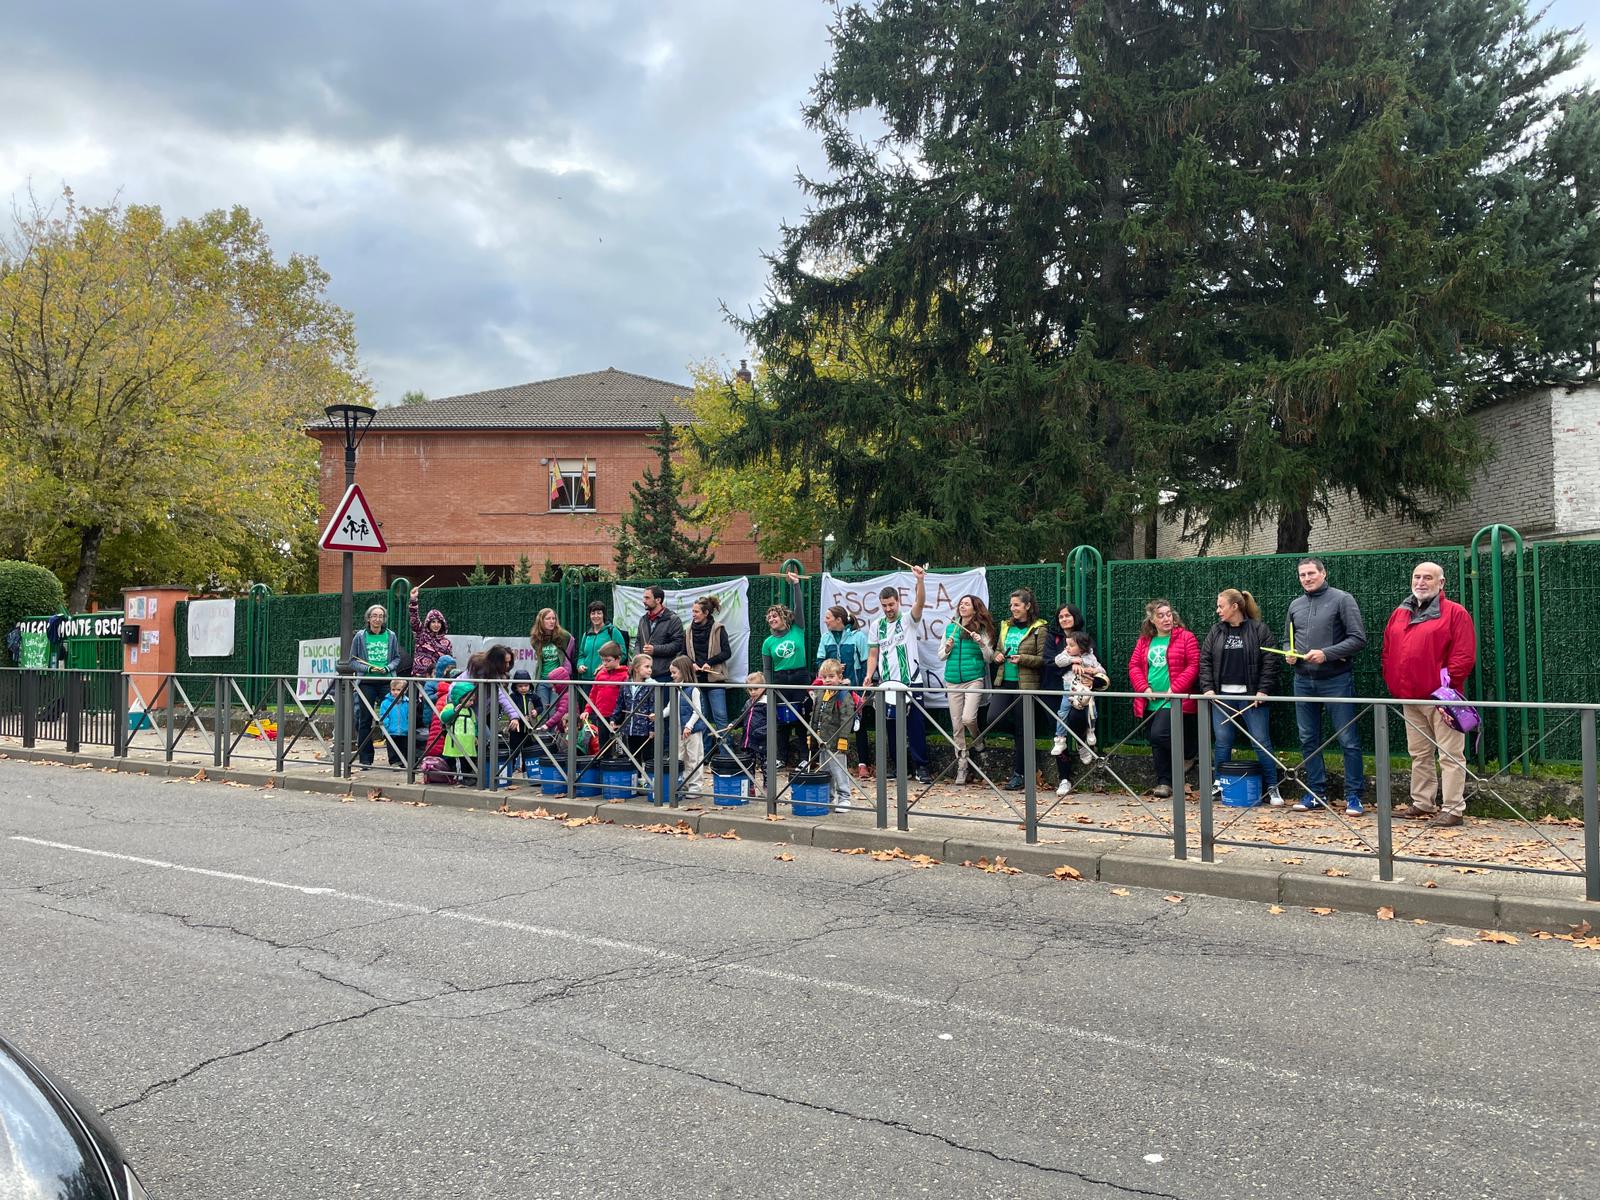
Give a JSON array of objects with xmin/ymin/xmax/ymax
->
[
  {"xmin": 1345, "ymin": 800, "xmax": 1365, "ymax": 816},
  {"xmin": 1004, "ymin": 774, "xmax": 1026, "ymax": 791},
  {"xmin": 833, "ymin": 798, "xmax": 852, "ymax": 813},
  {"xmin": 1078, "ymin": 743, "xmax": 1093, "ymax": 764},
  {"xmin": 913, "ymin": 766, "xmax": 933, "ymax": 785},
  {"xmin": 1265, "ymin": 785, "xmax": 1283, "ymax": 807},
  {"xmin": 1292, "ymin": 794, "xmax": 1323, "ymax": 812},
  {"xmin": 1056, "ymin": 777, "xmax": 1073, "ymax": 796},
  {"xmin": 1050, "ymin": 734, "xmax": 1068, "ymax": 756}
]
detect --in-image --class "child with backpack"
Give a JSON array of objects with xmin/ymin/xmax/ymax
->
[{"xmin": 440, "ymin": 681, "xmax": 478, "ymax": 785}]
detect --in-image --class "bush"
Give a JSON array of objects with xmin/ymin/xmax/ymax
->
[{"xmin": 0, "ymin": 560, "xmax": 66, "ymax": 665}]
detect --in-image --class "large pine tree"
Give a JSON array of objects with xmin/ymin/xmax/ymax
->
[
  {"xmin": 614, "ymin": 417, "xmax": 715, "ymax": 578},
  {"xmin": 722, "ymin": 0, "xmax": 1599, "ymax": 556}
]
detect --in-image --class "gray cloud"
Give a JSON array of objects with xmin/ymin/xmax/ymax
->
[{"xmin": 0, "ymin": 0, "xmax": 835, "ymax": 400}]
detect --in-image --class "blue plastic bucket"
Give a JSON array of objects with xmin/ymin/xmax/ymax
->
[
  {"xmin": 574, "ymin": 756, "xmax": 602, "ymax": 798},
  {"xmin": 597, "ymin": 758, "xmax": 637, "ymax": 801},
  {"xmin": 790, "ymin": 771, "xmax": 831, "ymax": 817},
  {"xmin": 1217, "ymin": 761, "xmax": 1262, "ymax": 807},
  {"xmin": 537, "ymin": 758, "xmax": 567, "ymax": 797},
  {"xmin": 711, "ymin": 754, "xmax": 750, "ymax": 806}
]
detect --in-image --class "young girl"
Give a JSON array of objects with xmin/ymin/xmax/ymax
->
[
  {"xmin": 618, "ymin": 654, "xmax": 656, "ymax": 765},
  {"xmin": 376, "ymin": 677, "xmax": 411, "ymax": 767},
  {"xmin": 1049, "ymin": 631, "xmax": 1110, "ymax": 794},
  {"xmin": 811, "ymin": 659, "xmax": 855, "ymax": 812},
  {"xmin": 439, "ymin": 681, "xmax": 478, "ymax": 785},
  {"xmin": 670, "ymin": 654, "xmax": 706, "ymax": 793},
  {"xmin": 408, "ymin": 586, "xmax": 453, "ymax": 679},
  {"xmin": 817, "ymin": 605, "xmax": 872, "ymax": 779},
  {"xmin": 734, "ymin": 671, "xmax": 769, "ymax": 789}
]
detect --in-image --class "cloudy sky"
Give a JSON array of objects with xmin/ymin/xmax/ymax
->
[{"xmin": 2, "ymin": 1, "xmax": 1595, "ymax": 405}]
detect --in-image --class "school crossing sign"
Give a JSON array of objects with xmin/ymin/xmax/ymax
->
[{"xmin": 319, "ymin": 484, "xmax": 388, "ymax": 553}]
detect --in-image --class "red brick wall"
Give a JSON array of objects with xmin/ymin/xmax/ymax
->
[{"xmin": 312, "ymin": 428, "xmax": 819, "ymax": 590}]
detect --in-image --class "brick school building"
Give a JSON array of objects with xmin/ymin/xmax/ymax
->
[{"xmin": 307, "ymin": 368, "xmax": 812, "ymax": 591}]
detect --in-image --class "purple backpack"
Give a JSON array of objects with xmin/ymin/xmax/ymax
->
[{"xmin": 1430, "ymin": 669, "xmax": 1481, "ymax": 742}]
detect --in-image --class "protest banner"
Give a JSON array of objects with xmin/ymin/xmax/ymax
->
[
  {"xmin": 818, "ymin": 568, "xmax": 988, "ymax": 705},
  {"xmin": 295, "ymin": 637, "xmax": 341, "ymax": 700},
  {"xmin": 613, "ymin": 577, "xmax": 751, "ymax": 682}
]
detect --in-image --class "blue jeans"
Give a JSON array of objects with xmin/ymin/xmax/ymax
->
[
  {"xmin": 1293, "ymin": 671, "xmax": 1365, "ymax": 802},
  {"xmin": 700, "ymin": 680, "xmax": 730, "ymax": 738},
  {"xmin": 1211, "ymin": 697, "xmax": 1278, "ymax": 791}
]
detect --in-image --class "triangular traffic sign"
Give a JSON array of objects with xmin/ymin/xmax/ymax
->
[{"xmin": 320, "ymin": 484, "xmax": 388, "ymax": 553}]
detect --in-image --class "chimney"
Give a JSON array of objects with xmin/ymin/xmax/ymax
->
[{"xmin": 735, "ymin": 358, "xmax": 753, "ymax": 385}]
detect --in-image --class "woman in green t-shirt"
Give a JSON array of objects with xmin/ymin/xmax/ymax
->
[
  {"xmin": 761, "ymin": 604, "xmax": 809, "ymax": 770},
  {"xmin": 350, "ymin": 604, "xmax": 401, "ymax": 769},
  {"xmin": 940, "ymin": 595, "xmax": 995, "ymax": 784}
]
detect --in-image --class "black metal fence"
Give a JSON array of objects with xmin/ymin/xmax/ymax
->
[{"xmin": 4, "ymin": 666, "xmax": 1596, "ymax": 901}]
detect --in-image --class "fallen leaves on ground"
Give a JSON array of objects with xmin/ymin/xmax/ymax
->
[
  {"xmin": 711, "ymin": 828, "xmax": 739, "ymax": 840},
  {"xmin": 632, "ymin": 820, "xmax": 696, "ymax": 837},
  {"xmin": 564, "ymin": 815, "xmax": 601, "ymax": 828},
  {"xmin": 1110, "ymin": 888, "xmax": 1130, "ymax": 897},
  {"xmin": 1163, "ymin": 894, "xmax": 1184, "ymax": 904},
  {"xmin": 834, "ymin": 847, "xmax": 870, "ymax": 856},
  {"xmin": 764, "ymin": 814, "xmax": 784, "ymax": 822},
  {"xmin": 1324, "ymin": 868, "xmax": 1350, "ymax": 878},
  {"xmin": 188, "ymin": 768, "xmax": 208, "ymax": 782},
  {"xmin": 1421, "ymin": 880, "xmax": 1439, "ymax": 889},
  {"xmin": 499, "ymin": 806, "xmax": 569, "ymax": 821},
  {"xmin": 1309, "ymin": 907, "xmax": 1335, "ymax": 916},
  {"xmin": 1528, "ymin": 928, "xmax": 1600, "ymax": 950},
  {"xmin": 1280, "ymin": 856, "xmax": 1304, "ymax": 865},
  {"xmin": 871, "ymin": 846, "xmax": 939, "ymax": 867},
  {"xmin": 774, "ymin": 851, "xmax": 795, "ymax": 862},
  {"xmin": 1452, "ymin": 866, "xmax": 1487, "ymax": 875},
  {"xmin": 1377, "ymin": 906, "xmax": 1395, "ymax": 920},
  {"xmin": 366, "ymin": 788, "xmax": 385, "ymax": 801},
  {"xmin": 1478, "ymin": 930, "xmax": 1520, "ymax": 945},
  {"xmin": 1268, "ymin": 905, "xmax": 1286, "ymax": 914},
  {"xmin": 1443, "ymin": 936, "xmax": 1475, "ymax": 947},
  {"xmin": 1051, "ymin": 864, "xmax": 1084, "ymax": 882},
  {"xmin": 962, "ymin": 856, "xmax": 1022, "ymax": 876}
]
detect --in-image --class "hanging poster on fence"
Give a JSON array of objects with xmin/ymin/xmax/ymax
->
[
  {"xmin": 296, "ymin": 637, "xmax": 341, "ymax": 699},
  {"xmin": 186, "ymin": 599, "xmax": 236, "ymax": 657},
  {"xmin": 612, "ymin": 577, "xmax": 751, "ymax": 683},
  {"xmin": 818, "ymin": 568, "xmax": 988, "ymax": 706}
]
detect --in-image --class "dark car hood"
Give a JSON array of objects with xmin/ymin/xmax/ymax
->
[{"xmin": 0, "ymin": 1034, "xmax": 126, "ymax": 1200}]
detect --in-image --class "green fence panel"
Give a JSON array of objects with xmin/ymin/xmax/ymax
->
[{"xmin": 1531, "ymin": 540, "xmax": 1600, "ymax": 761}]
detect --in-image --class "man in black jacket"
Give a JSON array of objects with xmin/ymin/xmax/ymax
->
[
  {"xmin": 1284, "ymin": 558, "xmax": 1370, "ymax": 815},
  {"xmin": 636, "ymin": 586, "xmax": 685, "ymax": 682}
]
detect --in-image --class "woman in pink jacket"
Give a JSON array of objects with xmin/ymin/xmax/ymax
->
[{"xmin": 1127, "ymin": 598, "xmax": 1201, "ymax": 799}]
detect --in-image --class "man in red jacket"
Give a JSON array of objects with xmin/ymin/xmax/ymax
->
[{"xmin": 1381, "ymin": 562, "xmax": 1477, "ymax": 827}]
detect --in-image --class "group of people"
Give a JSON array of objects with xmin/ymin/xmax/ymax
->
[
  {"xmin": 342, "ymin": 557, "xmax": 1478, "ymax": 823},
  {"xmin": 1126, "ymin": 558, "xmax": 1476, "ymax": 826}
]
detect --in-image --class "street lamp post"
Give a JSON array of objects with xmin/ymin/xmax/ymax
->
[{"xmin": 324, "ymin": 403, "xmax": 376, "ymax": 777}]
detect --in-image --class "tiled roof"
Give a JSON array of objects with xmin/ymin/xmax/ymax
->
[{"xmin": 309, "ymin": 368, "xmax": 695, "ymax": 431}]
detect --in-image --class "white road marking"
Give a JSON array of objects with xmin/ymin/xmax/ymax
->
[{"xmin": 9, "ymin": 834, "xmax": 1579, "ymax": 1129}]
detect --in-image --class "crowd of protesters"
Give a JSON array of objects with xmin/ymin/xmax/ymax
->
[{"xmin": 344, "ymin": 557, "xmax": 1475, "ymax": 824}]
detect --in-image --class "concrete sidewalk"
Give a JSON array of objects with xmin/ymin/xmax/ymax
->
[{"xmin": 5, "ymin": 740, "xmax": 1596, "ymax": 935}]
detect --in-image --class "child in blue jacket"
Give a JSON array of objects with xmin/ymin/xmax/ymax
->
[{"xmin": 376, "ymin": 678, "xmax": 411, "ymax": 767}]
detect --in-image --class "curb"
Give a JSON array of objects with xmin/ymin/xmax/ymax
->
[{"xmin": 4, "ymin": 746, "xmax": 1594, "ymax": 932}]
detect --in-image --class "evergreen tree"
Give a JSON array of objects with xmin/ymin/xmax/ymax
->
[
  {"xmin": 725, "ymin": 0, "xmax": 1598, "ymax": 557},
  {"xmin": 615, "ymin": 417, "xmax": 714, "ymax": 577},
  {"xmin": 465, "ymin": 557, "xmax": 494, "ymax": 587},
  {"xmin": 513, "ymin": 553, "xmax": 532, "ymax": 585}
]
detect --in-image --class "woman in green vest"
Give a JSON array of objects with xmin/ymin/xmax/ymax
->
[
  {"xmin": 350, "ymin": 604, "xmax": 401, "ymax": 769},
  {"xmin": 939, "ymin": 594, "xmax": 995, "ymax": 784}
]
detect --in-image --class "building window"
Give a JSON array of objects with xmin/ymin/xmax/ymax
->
[{"xmin": 548, "ymin": 459, "xmax": 596, "ymax": 512}]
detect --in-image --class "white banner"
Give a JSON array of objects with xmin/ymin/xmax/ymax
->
[
  {"xmin": 186, "ymin": 598, "xmax": 236, "ymax": 657},
  {"xmin": 296, "ymin": 637, "xmax": 341, "ymax": 700},
  {"xmin": 613, "ymin": 577, "xmax": 751, "ymax": 683},
  {"xmin": 818, "ymin": 569, "xmax": 989, "ymax": 705}
]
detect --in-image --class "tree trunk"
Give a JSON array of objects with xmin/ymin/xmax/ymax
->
[
  {"xmin": 68, "ymin": 525, "xmax": 104, "ymax": 612},
  {"xmin": 1144, "ymin": 510, "xmax": 1158, "ymax": 559},
  {"xmin": 1276, "ymin": 507, "xmax": 1311, "ymax": 555}
]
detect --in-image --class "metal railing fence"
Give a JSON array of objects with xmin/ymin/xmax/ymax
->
[{"xmin": 3, "ymin": 667, "xmax": 1596, "ymax": 901}]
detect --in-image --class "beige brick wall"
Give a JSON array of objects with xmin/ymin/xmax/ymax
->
[{"xmin": 1151, "ymin": 383, "xmax": 1596, "ymax": 558}]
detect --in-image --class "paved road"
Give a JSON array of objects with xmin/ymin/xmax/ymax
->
[{"xmin": 2, "ymin": 759, "xmax": 1596, "ymax": 1199}]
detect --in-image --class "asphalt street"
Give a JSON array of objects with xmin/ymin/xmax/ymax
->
[{"xmin": 1, "ymin": 758, "xmax": 1596, "ymax": 1199}]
